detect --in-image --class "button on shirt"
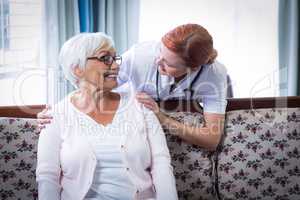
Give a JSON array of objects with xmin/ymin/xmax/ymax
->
[{"xmin": 117, "ymin": 41, "xmax": 228, "ymax": 114}]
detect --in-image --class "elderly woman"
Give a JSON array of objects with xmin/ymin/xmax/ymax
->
[{"xmin": 36, "ymin": 32, "xmax": 178, "ymax": 200}]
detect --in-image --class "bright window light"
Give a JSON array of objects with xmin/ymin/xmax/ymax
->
[{"xmin": 139, "ymin": 0, "xmax": 279, "ymax": 98}]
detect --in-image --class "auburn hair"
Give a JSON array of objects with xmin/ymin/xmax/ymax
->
[{"xmin": 161, "ymin": 24, "xmax": 217, "ymax": 68}]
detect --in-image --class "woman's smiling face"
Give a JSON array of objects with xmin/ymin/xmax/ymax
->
[
  {"xmin": 75, "ymin": 49, "xmax": 120, "ymax": 92},
  {"xmin": 155, "ymin": 43, "xmax": 189, "ymax": 78}
]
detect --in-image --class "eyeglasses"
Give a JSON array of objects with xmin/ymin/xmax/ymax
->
[{"xmin": 87, "ymin": 55, "xmax": 122, "ymax": 66}]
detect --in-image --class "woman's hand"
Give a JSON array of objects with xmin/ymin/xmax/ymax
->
[
  {"xmin": 136, "ymin": 92, "xmax": 169, "ymax": 124},
  {"xmin": 136, "ymin": 92, "xmax": 160, "ymax": 114},
  {"xmin": 37, "ymin": 105, "xmax": 53, "ymax": 131}
]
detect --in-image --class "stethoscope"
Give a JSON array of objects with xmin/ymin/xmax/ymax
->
[{"xmin": 155, "ymin": 65, "xmax": 204, "ymax": 101}]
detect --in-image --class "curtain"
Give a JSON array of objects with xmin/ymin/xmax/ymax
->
[
  {"xmin": 41, "ymin": 0, "xmax": 80, "ymax": 104},
  {"xmin": 78, "ymin": 0, "xmax": 140, "ymax": 54},
  {"xmin": 42, "ymin": 0, "xmax": 140, "ymax": 103},
  {"xmin": 278, "ymin": 0, "xmax": 300, "ymax": 96}
]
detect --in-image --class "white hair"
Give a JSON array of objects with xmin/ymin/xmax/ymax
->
[{"xmin": 59, "ymin": 32, "xmax": 114, "ymax": 88}]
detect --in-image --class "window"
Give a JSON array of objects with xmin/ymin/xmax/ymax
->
[
  {"xmin": 0, "ymin": 0, "xmax": 9, "ymax": 49},
  {"xmin": 139, "ymin": 0, "xmax": 279, "ymax": 98},
  {"xmin": 0, "ymin": 0, "xmax": 45, "ymax": 106}
]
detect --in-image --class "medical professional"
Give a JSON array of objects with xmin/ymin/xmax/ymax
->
[
  {"xmin": 119, "ymin": 23, "xmax": 227, "ymax": 150},
  {"xmin": 38, "ymin": 23, "xmax": 227, "ymax": 150}
]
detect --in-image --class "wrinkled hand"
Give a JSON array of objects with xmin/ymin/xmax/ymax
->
[
  {"xmin": 136, "ymin": 92, "xmax": 160, "ymax": 114},
  {"xmin": 37, "ymin": 105, "xmax": 53, "ymax": 131}
]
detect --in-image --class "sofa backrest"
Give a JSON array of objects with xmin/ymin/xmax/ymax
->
[
  {"xmin": 0, "ymin": 118, "xmax": 39, "ymax": 200},
  {"xmin": 217, "ymin": 107, "xmax": 300, "ymax": 200},
  {"xmin": 164, "ymin": 111, "xmax": 216, "ymax": 199},
  {"xmin": 0, "ymin": 96, "xmax": 300, "ymax": 200}
]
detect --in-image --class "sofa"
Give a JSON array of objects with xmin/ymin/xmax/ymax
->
[{"xmin": 0, "ymin": 97, "xmax": 300, "ymax": 200}]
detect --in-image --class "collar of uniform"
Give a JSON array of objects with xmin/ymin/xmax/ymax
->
[
  {"xmin": 157, "ymin": 65, "xmax": 204, "ymax": 100},
  {"xmin": 159, "ymin": 72, "xmax": 174, "ymax": 88},
  {"xmin": 175, "ymin": 65, "xmax": 203, "ymax": 91}
]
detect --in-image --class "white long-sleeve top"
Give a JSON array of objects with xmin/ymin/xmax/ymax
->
[
  {"xmin": 84, "ymin": 95, "xmax": 135, "ymax": 200},
  {"xmin": 36, "ymin": 91, "xmax": 178, "ymax": 200}
]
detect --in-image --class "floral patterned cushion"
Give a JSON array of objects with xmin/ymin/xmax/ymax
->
[
  {"xmin": 165, "ymin": 112, "xmax": 216, "ymax": 200},
  {"xmin": 217, "ymin": 108, "xmax": 300, "ymax": 200},
  {"xmin": 0, "ymin": 118, "xmax": 39, "ymax": 200}
]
